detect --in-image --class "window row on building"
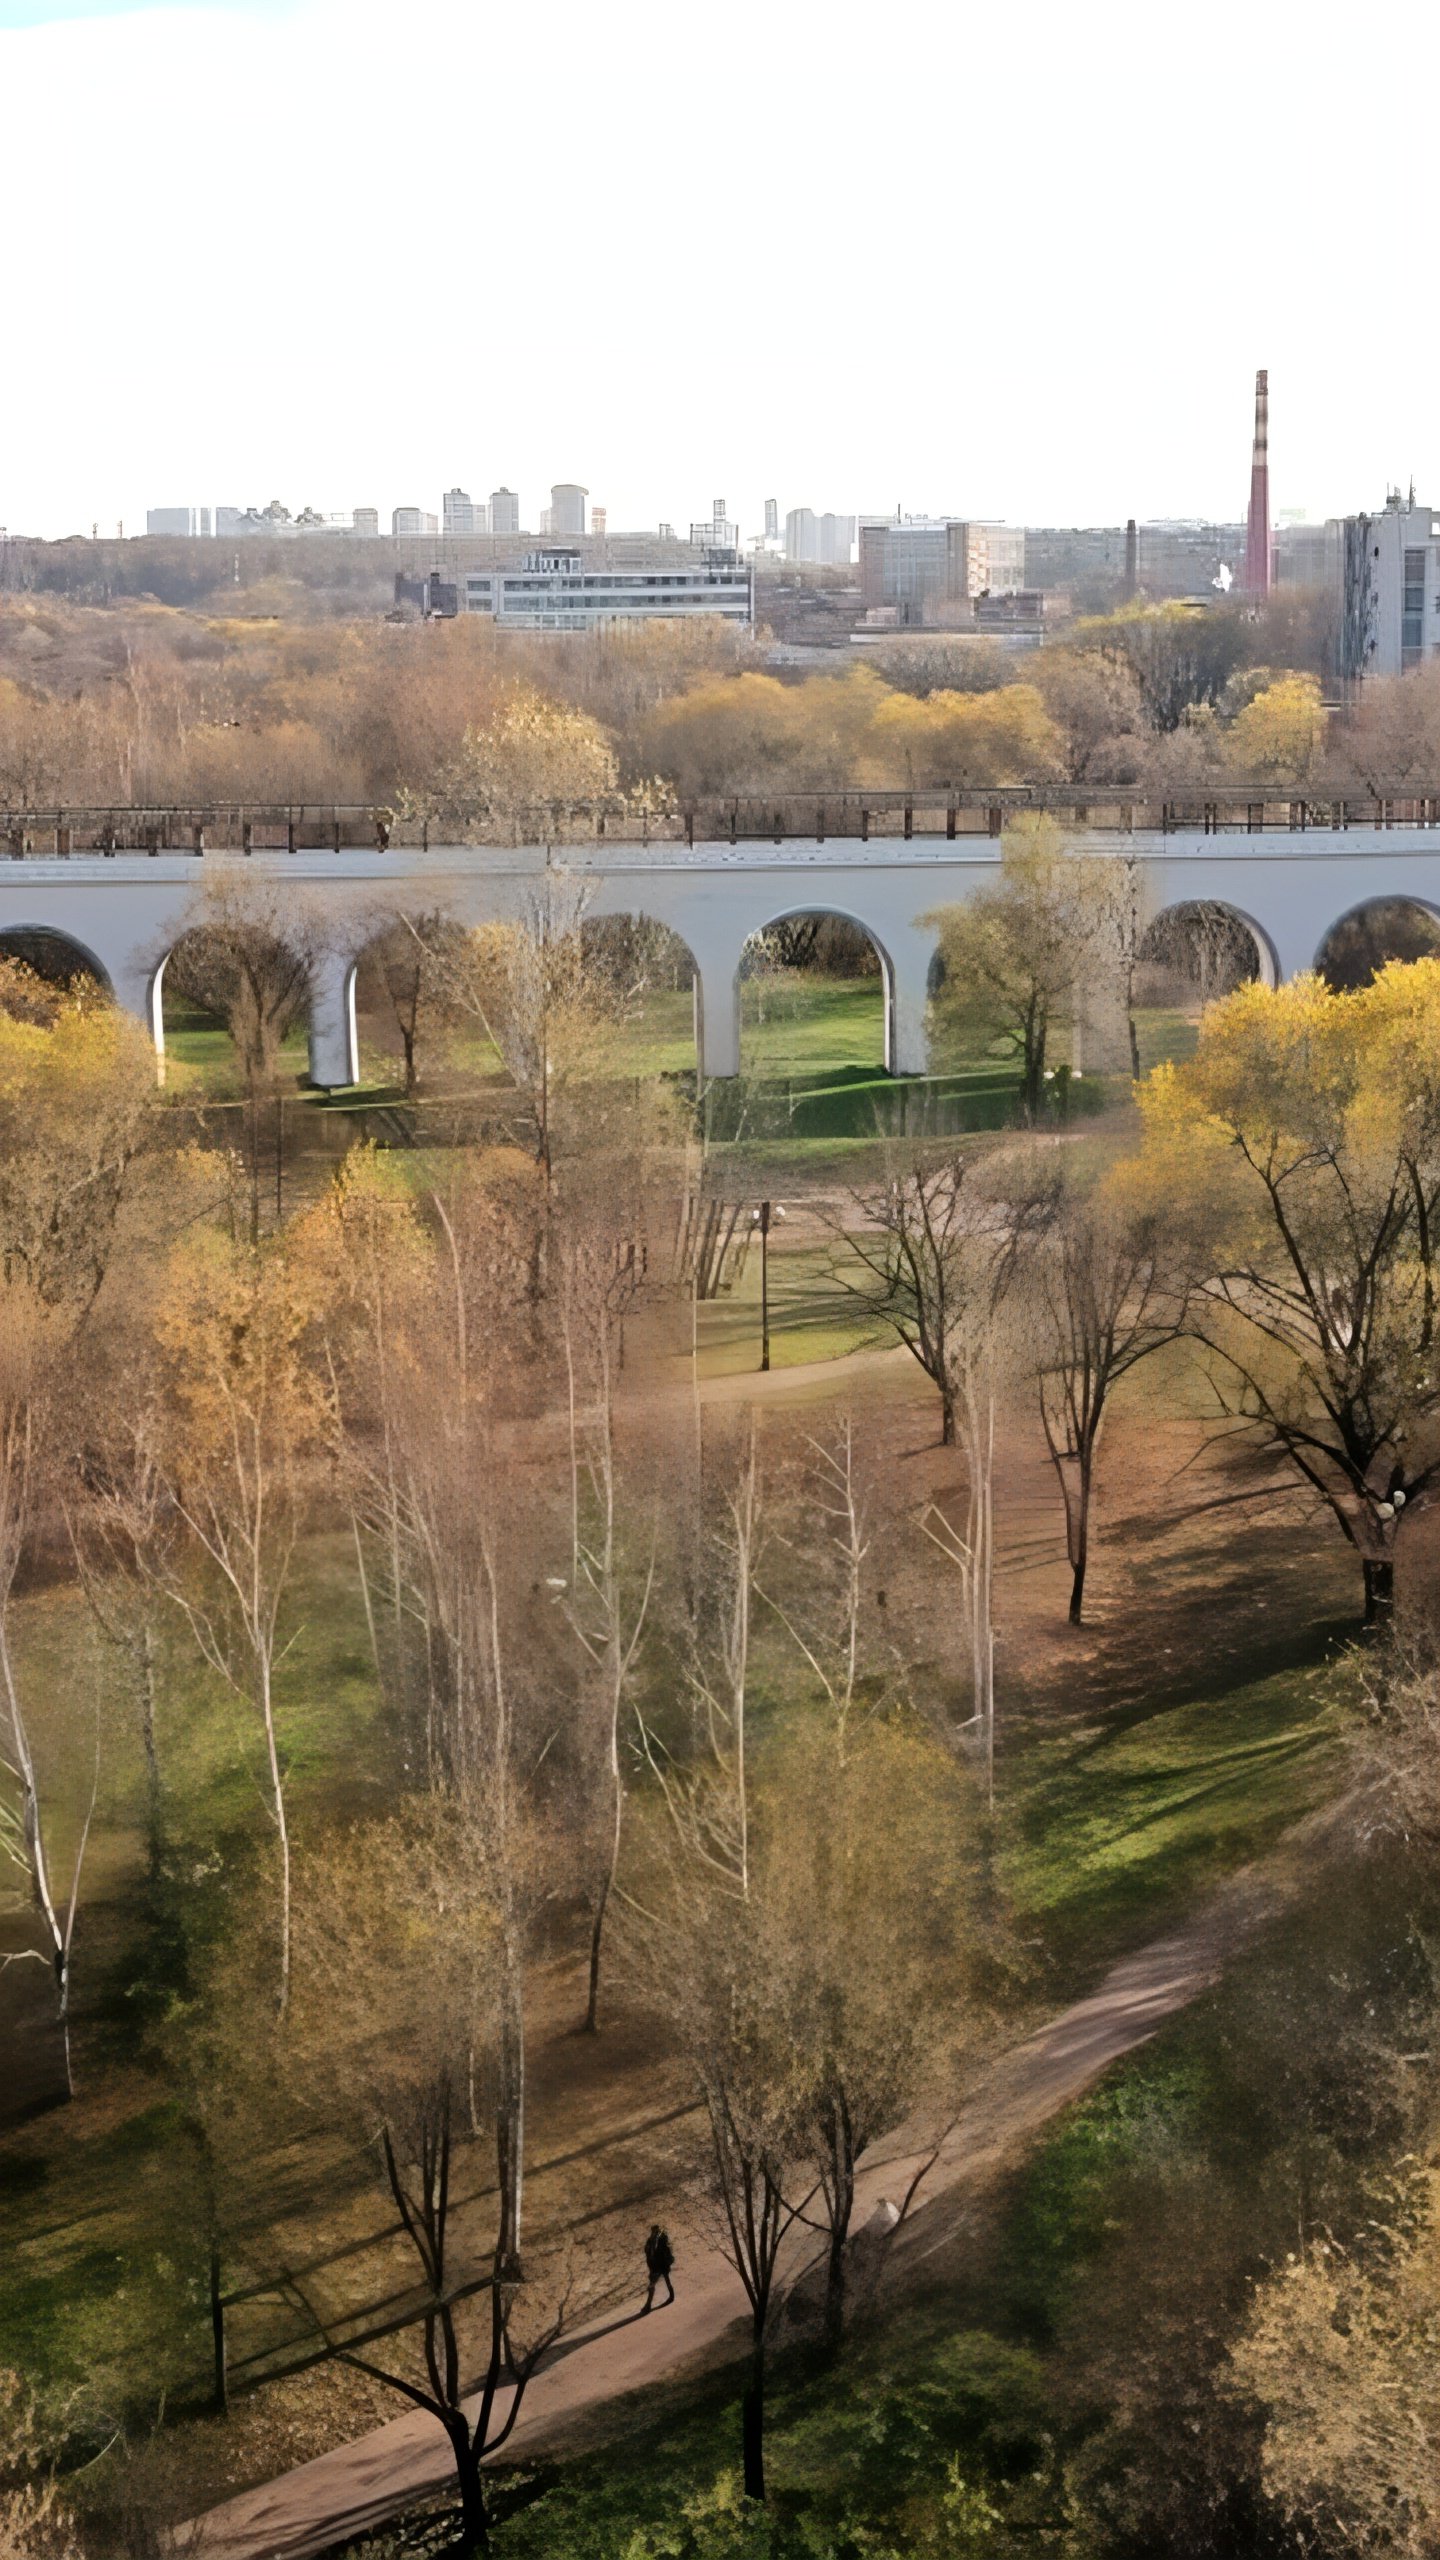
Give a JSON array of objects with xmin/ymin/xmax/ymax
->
[{"xmin": 455, "ymin": 550, "xmax": 753, "ymax": 629}]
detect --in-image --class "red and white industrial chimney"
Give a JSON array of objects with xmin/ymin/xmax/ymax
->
[{"xmin": 1243, "ymin": 368, "xmax": 1271, "ymax": 599}]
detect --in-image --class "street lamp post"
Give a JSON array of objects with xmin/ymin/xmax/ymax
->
[{"xmin": 751, "ymin": 1201, "xmax": 785, "ymax": 1371}]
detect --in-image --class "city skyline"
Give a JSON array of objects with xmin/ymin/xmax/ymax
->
[{"xmin": 4, "ymin": 0, "xmax": 1435, "ymax": 543}]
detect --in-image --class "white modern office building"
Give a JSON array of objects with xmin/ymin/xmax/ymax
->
[
  {"xmin": 146, "ymin": 507, "xmax": 212, "ymax": 537},
  {"xmin": 461, "ymin": 548, "xmax": 753, "ymax": 629},
  {"xmin": 785, "ymin": 508, "xmax": 857, "ymax": 565},
  {"xmin": 1340, "ymin": 494, "xmax": 1440, "ymax": 679}
]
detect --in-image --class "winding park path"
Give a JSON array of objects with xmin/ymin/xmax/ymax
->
[{"xmin": 174, "ymin": 1857, "xmax": 1292, "ymax": 2560}]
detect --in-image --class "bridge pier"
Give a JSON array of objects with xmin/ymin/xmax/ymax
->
[
  {"xmin": 887, "ymin": 926, "xmax": 935, "ymax": 1075},
  {"xmin": 308, "ymin": 949, "xmax": 359, "ymax": 1090},
  {"xmin": 693, "ymin": 944, "xmax": 745, "ymax": 1080}
]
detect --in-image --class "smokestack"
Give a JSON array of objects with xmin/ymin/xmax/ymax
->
[
  {"xmin": 1243, "ymin": 368, "xmax": 1271, "ymax": 599},
  {"xmin": 1123, "ymin": 517, "xmax": 1138, "ymax": 600}
]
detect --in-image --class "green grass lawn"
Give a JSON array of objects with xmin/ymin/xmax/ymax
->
[
  {"xmin": 162, "ymin": 1001, "xmax": 312, "ymax": 1095},
  {"xmin": 738, "ymin": 974, "xmax": 885, "ymax": 1076},
  {"xmin": 0, "ymin": 1539, "xmax": 395, "ymax": 2426},
  {"xmin": 1133, "ymin": 1003, "xmax": 1202, "ymax": 1074},
  {"xmin": 696, "ymin": 1237, "xmax": 892, "ymax": 1377},
  {"xmin": 1001, "ymin": 1660, "xmax": 1346, "ymax": 1977}
]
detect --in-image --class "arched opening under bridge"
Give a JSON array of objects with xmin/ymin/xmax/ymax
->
[
  {"xmin": 156, "ymin": 923, "xmax": 315, "ymax": 1097},
  {"xmin": 349, "ymin": 913, "xmax": 477, "ymax": 1095},
  {"xmin": 0, "ymin": 926, "xmax": 113, "ymax": 1005},
  {"xmin": 1315, "ymin": 897, "xmax": 1440, "ymax": 993},
  {"xmin": 738, "ymin": 911, "xmax": 891, "ymax": 1080},
  {"xmin": 1133, "ymin": 900, "xmax": 1274, "ymax": 1069},
  {"xmin": 579, "ymin": 913, "xmax": 699, "ymax": 1081}
]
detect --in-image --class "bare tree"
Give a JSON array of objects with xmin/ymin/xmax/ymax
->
[
  {"xmin": 766, "ymin": 1716, "xmax": 984, "ymax": 2351},
  {"xmin": 836, "ymin": 1152, "xmax": 1008, "ymax": 1447},
  {"xmin": 1019, "ymin": 1164, "xmax": 1187, "ymax": 1623},
  {"xmin": 1136, "ymin": 900, "xmax": 1262, "ymax": 1013},
  {"xmin": 278, "ymin": 1811, "xmax": 574, "ymax": 2557},
  {"xmin": 421, "ymin": 884, "xmax": 608, "ymax": 1176},
  {"xmin": 557, "ymin": 1220, "xmax": 657, "ymax": 2034},
  {"xmin": 919, "ymin": 1354, "xmax": 999, "ymax": 1802},
  {"xmin": 161, "ymin": 874, "xmax": 319, "ymax": 1095},
  {"xmin": 631, "ymin": 1432, "xmax": 805, "ymax": 2495},
  {"xmin": 66, "ymin": 1416, "xmax": 170, "ymax": 1885},
  {"xmin": 161, "ymin": 873, "xmax": 321, "ymax": 1240},
  {"xmin": 352, "ymin": 908, "xmax": 467, "ymax": 1095},
  {"xmin": 313, "ymin": 1161, "xmax": 561, "ymax": 2275},
  {"xmin": 148, "ymin": 1237, "xmax": 324, "ymax": 2012}
]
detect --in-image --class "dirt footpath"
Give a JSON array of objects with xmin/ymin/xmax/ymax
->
[{"xmin": 174, "ymin": 1854, "xmax": 1292, "ymax": 2560}]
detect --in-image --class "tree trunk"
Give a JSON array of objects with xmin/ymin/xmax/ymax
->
[
  {"xmin": 741, "ymin": 2337, "xmax": 766, "ymax": 2501},
  {"xmin": 135, "ymin": 1624, "xmax": 163, "ymax": 1886},
  {"xmin": 939, "ymin": 1387, "xmax": 955, "ymax": 1447},
  {"xmin": 258, "ymin": 1660, "xmax": 291, "ymax": 2014},
  {"xmin": 53, "ymin": 1943, "xmax": 73, "ymax": 2101},
  {"xmin": 823, "ymin": 2214, "xmax": 849, "ymax": 2357},
  {"xmin": 1363, "ymin": 1555, "xmax": 1395, "ymax": 1626},
  {"xmin": 823, "ymin": 2094, "xmax": 855, "ymax": 2354},
  {"xmin": 583, "ymin": 1761, "xmax": 622, "ymax": 2034},
  {"xmin": 1067, "ymin": 1446, "xmax": 1093, "ymax": 1627},
  {"xmin": 496, "ymin": 1938, "xmax": 525, "ymax": 2277},
  {"xmin": 450, "ymin": 2426, "xmax": 490, "ymax": 2554},
  {"xmin": 209, "ymin": 2237, "xmax": 228, "ymax": 2416}
]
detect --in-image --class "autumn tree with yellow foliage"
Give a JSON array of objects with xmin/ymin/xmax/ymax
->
[
  {"xmin": 403, "ymin": 684, "xmax": 655, "ymax": 836},
  {"xmin": 1223, "ymin": 674, "xmax": 1327, "ymax": 785},
  {"xmin": 1127, "ymin": 960, "xmax": 1440, "ymax": 1621},
  {"xmin": 867, "ymin": 682, "xmax": 1063, "ymax": 790},
  {"xmin": 928, "ymin": 824, "xmax": 1110, "ymax": 1116},
  {"xmin": 0, "ymin": 973, "xmax": 167, "ymax": 2093},
  {"xmin": 1229, "ymin": 2164, "xmax": 1440, "ymax": 2560}
]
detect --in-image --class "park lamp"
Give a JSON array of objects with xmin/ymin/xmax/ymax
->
[{"xmin": 751, "ymin": 1202, "xmax": 786, "ymax": 1373}]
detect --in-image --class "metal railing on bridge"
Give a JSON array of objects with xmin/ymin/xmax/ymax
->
[{"xmin": 6, "ymin": 787, "xmax": 1440, "ymax": 857}]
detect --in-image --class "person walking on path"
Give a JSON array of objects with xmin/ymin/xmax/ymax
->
[{"xmin": 643, "ymin": 2223, "xmax": 675, "ymax": 2311}]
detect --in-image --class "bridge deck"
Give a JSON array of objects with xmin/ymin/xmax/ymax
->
[{"xmin": 6, "ymin": 788, "xmax": 1440, "ymax": 856}]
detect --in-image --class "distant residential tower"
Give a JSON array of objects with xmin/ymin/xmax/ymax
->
[{"xmin": 549, "ymin": 483, "xmax": 588, "ymax": 538}]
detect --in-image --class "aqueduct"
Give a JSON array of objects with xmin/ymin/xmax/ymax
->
[{"xmin": 5, "ymin": 805, "xmax": 1440, "ymax": 1085}]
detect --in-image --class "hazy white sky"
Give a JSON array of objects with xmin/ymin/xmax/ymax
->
[{"xmin": 2, "ymin": 0, "xmax": 1432, "ymax": 541}]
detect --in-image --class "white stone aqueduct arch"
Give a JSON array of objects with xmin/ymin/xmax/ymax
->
[{"xmin": 7, "ymin": 828, "xmax": 1440, "ymax": 1085}]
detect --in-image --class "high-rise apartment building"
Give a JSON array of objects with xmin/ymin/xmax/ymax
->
[
  {"xmin": 591, "ymin": 506, "xmax": 607, "ymax": 539},
  {"xmin": 393, "ymin": 506, "xmax": 439, "ymax": 537},
  {"xmin": 785, "ymin": 508, "xmax": 856, "ymax": 566},
  {"xmin": 490, "ymin": 487, "xmax": 521, "ymax": 535},
  {"xmin": 764, "ymin": 498, "xmax": 779, "ymax": 543},
  {"xmin": 550, "ymin": 483, "xmax": 588, "ymax": 538},
  {"xmin": 443, "ymin": 487, "xmax": 478, "ymax": 535},
  {"xmin": 1339, "ymin": 493, "xmax": 1440, "ymax": 679},
  {"xmin": 353, "ymin": 507, "xmax": 380, "ymax": 537}
]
